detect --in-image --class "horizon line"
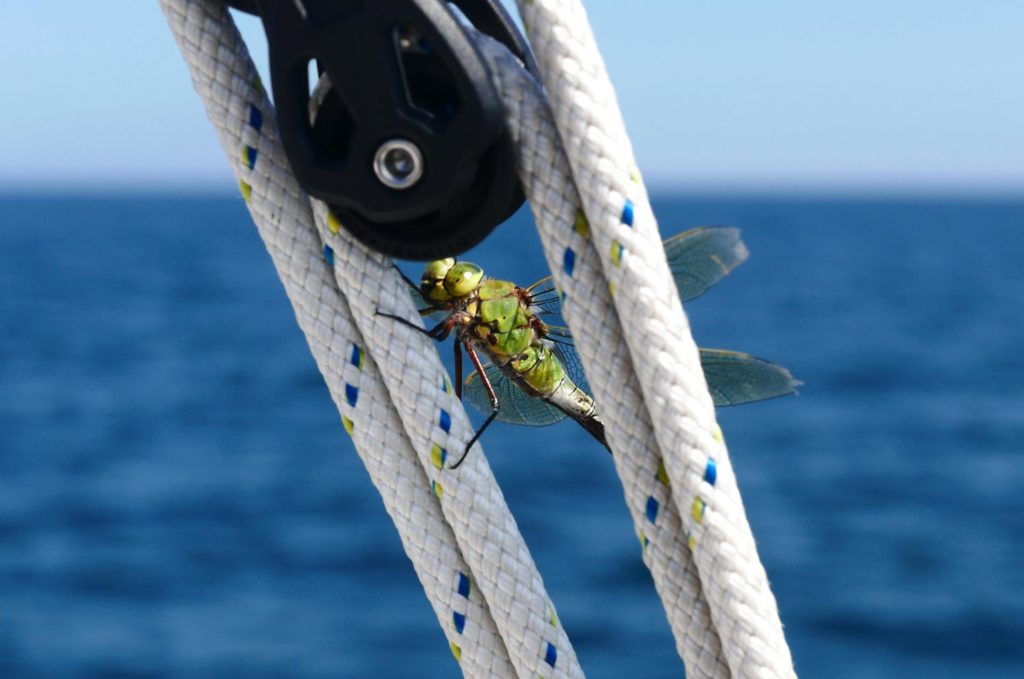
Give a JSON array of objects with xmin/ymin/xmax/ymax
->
[{"xmin": 2, "ymin": 181, "xmax": 1022, "ymax": 201}]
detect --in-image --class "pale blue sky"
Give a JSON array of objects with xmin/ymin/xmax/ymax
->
[{"xmin": 1, "ymin": 1, "xmax": 1021, "ymax": 193}]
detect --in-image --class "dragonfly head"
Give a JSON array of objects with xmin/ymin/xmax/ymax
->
[
  {"xmin": 420, "ymin": 258, "xmax": 485, "ymax": 303},
  {"xmin": 445, "ymin": 262, "xmax": 485, "ymax": 298},
  {"xmin": 420, "ymin": 257, "xmax": 456, "ymax": 302}
]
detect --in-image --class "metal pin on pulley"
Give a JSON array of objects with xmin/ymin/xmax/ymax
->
[
  {"xmin": 374, "ymin": 139, "xmax": 424, "ymax": 190},
  {"xmin": 224, "ymin": 0, "xmax": 538, "ymax": 260}
]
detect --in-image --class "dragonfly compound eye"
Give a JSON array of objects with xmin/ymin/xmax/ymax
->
[
  {"xmin": 423, "ymin": 258, "xmax": 455, "ymax": 280},
  {"xmin": 445, "ymin": 262, "xmax": 484, "ymax": 297},
  {"xmin": 421, "ymin": 258, "xmax": 456, "ymax": 302}
]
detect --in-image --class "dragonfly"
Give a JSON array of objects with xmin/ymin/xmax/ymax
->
[{"xmin": 385, "ymin": 227, "xmax": 799, "ymax": 468}]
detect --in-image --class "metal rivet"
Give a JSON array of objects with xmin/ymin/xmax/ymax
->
[{"xmin": 373, "ymin": 138, "xmax": 424, "ymax": 190}]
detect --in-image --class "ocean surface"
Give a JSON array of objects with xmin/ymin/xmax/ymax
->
[{"xmin": 1, "ymin": 193, "xmax": 1021, "ymax": 678}]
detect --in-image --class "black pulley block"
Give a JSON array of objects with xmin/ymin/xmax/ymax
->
[{"xmin": 225, "ymin": 0, "xmax": 535, "ymax": 260}]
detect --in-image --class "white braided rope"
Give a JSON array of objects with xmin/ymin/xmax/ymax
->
[
  {"xmin": 309, "ymin": 204, "xmax": 582, "ymax": 679},
  {"xmin": 515, "ymin": 2, "xmax": 795, "ymax": 677},
  {"xmin": 476, "ymin": 34, "xmax": 730, "ymax": 679},
  {"xmin": 159, "ymin": 2, "xmax": 521, "ymax": 676},
  {"xmin": 161, "ymin": 2, "xmax": 584, "ymax": 677},
  {"xmin": 163, "ymin": 0, "xmax": 792, "ymax": 675}
]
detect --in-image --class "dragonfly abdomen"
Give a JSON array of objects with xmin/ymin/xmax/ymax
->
[
  {"xmin": 504, "ymin": 343, "xmax": 609, "ymax": 450},
  {"xmin": 544, "ymin": 378, "xmax": 607, "ymax": 449}
]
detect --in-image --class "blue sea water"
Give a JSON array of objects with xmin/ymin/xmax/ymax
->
[{"xmin": 0, "ymin": 193, "xmax": 1022, "ymax": 678}]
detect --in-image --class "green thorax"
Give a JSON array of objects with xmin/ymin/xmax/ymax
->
[{"xmin": 473, "ymin": 279, "xmax": 533, "ymax": 357}]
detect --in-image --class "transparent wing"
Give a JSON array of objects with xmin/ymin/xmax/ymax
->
[
  {"xmin": 664, "ymin": 226, "xmax": 749, "ymax": 303},
  {"xmin": 523, "ymin": 278, "xmax": 565, "ymax": 319},
  {"xmin": 463, "ymin": 362, "xmax": 568, "ymax": 426},
  {"xmin": 542, "ymin": 324, "xmax": 574, "ymax": 344},
  {"xmin": 549, "ymin": 332, "xmax": 798, "ymax": 410},
  {"xmin": 699, "ymin": 348, "xmax": 801, "ymax": 407},
  {"xmin": 544, "ymin": 333, "xmax": 592, "ymax": 396},
  {"xmin": 524, "ymin": 225, "xmax": 748, "ymax": 323}
]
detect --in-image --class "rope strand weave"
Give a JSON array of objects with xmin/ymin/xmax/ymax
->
[
  {"xmin": 514, "ymin": 1, "xmax": 795, "ymax": 676},
  {"xmin": 477, "ymin": 34, "xmax": 731, "ymax": 679},
  {"xmin": 159, "ymin": 2, "xmax": 523, "ymax": 676},
  {"xmin": 162, "ymin": 1, "xmax": 793, "ymax": 676},
  {"xmin": 308, "ymin": 199, "xmax": 583, "ymax": 679}
]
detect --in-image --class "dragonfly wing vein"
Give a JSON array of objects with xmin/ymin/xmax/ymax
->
[
  {"xmin": 464, "ymin": 362, "xmax": 568, "ymax": 426},
  {"xmin": 664, "ymin": 226, "xmax": 749, "ymax": 303},
  {"xmin": 699, "ymin": 348, "xmax": 801, "ymax": 406}
]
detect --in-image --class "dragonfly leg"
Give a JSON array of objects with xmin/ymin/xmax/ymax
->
[
  {"xmin": 392, "ymin": 264, "xmax": 422, "ymax": 292},
  {"xmin": 389, "ymin": 265, "xmax": 459, "ymax": 318},
  {"xmin": 449, "ymin": 340, "xmax": 499, "ymax": 469},
  {"xmin": 454, "ymin": 342, "xmax": 463, "ymax": 400},
  {"xmin": 376, "ymin": 310, "xmax": 454, "ymax": 340}
]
